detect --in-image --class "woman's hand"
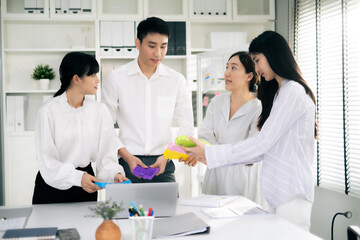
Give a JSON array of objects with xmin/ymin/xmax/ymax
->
[
  {"xmin": 181, "ymin": 137, "xmax": 207, "ymax": 165},
  {"xmin": 179, "ymin": 157, "xmax": 198, "ymax": 167},
  {"xmin": 114, "ymin": 173, "xmax": 129, "ymax": 183},
  {"xmin": 81, "ymin": 173, "xmax": 102, "ymax": 193}
]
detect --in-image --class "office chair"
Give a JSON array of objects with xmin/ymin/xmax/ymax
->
[{"xmin": 348, "ymin": 226, "xmax": 360, "ymax": 240}]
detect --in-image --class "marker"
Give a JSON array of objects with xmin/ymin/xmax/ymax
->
[
  {"xmin": 130, "ymin": 201, "xmax": 138, "ymax": 211},
  {"xmin": 147, "ymin": 208, "xmax": 153, "ymax": 216},
  {"xmin": 128, "ymin": 208, "xmax": 134, "ymax": 217},
  {"xmin": 129, "ymin": 207, "xmax": 139, "ymax": 217},
  {"xmin": 150, "ymin": 210, "xmax": 154, "ymax": 216},
  {"xmin": 139, "ymin": 204, "xmax": 145, "ymax": 216}
]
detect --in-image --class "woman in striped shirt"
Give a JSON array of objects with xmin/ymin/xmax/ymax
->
[{"xmin": 183, "ymin": 31, "xmax": 318, "ymax": 231}]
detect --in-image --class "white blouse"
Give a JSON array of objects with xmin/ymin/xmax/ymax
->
[
  {"xmin": 35, "ymin": 92, "xmax": 125, "ymax": 190},
  {"xmin": 199, "ymin": 94, "xmax": 267, "ymax": 207},
  {"xmin": 206, "ymin": 80, "xmax": 315, "ymax": 208}
]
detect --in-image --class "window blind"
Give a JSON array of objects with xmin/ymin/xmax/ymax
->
[
  {"xmin": 344, "ymin": 0, "xmax": 360, "ymax": 195},
  {"xmin": 293, "ymin": 0, "xmax": 360, "ymax": 196}
]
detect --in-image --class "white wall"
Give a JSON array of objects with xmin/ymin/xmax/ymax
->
[{"xmin": 311, "ymin": 186, "xmax": 360, "ymax": 240}]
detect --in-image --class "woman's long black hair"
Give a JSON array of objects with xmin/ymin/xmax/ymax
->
[
  {"xmin": 54, "ymin": 52, "xmax": 99, "ymax": 97},
  {"xmin": 249, "ymin": 31, "xmax": 318, "ymax": 138}
]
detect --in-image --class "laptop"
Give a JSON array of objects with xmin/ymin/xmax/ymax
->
[{"xmin": 105, "ymin": 182, "xmax": 178, "ymax": 218}]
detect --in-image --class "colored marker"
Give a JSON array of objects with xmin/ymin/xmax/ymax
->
[
  {"xmin": 147, "ymin": 208, "xmax": 153, "ymax": 216},
  {"xmin": 139, "ymin": 204, "xmax": 145, "ymax": 216}
]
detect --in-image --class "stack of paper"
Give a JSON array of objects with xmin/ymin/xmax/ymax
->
[{"xmin": 179, "ymin": 194, "xmax": 240, "ymax": 208}]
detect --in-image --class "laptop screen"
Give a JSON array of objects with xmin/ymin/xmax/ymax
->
[{"xmin": 105, "ymin": 182, "xmax": 179, "ymax": 218}]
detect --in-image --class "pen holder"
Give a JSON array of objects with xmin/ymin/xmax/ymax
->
[{"xmin": 129, "ymin": 215, "xmax": 154, "ymax": 240}]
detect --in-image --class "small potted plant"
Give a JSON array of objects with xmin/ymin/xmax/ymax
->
[
  {"xmin": 31, "ymin": 64, "xmax": 55, "ymax": 90},
  {"xmin": 87, "ymin": 199, "xmax": 124, "ymax": 240}
]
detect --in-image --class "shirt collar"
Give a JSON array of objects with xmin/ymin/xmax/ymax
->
[
  {"xmin": 221, "ymin": 94, "xmax": 257, "ymax": 121},
  {"xmin": 127, "ymin": 58, "xmax": 172, "ymax": 78}
]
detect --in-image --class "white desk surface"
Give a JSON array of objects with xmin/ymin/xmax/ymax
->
[{"xmin": 0, "ymin": 200, "xmax": 321, "ymax": 240}]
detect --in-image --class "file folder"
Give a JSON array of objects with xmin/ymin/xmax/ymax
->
[
  {"xmin": 81, "ymin": 0, "xmax": 92, "ymax": 13},
  {"xmin": 6, "ymin": 96, "xmax": 16, "ymax": 132},
  {"xmin": 193, "ymin": 0, "xmax": 205, "ymax": 15},
  {"xmin": 36, "ymin": 0, "xmax": 44, "ymax": 14},
  {"xmin": 55, "ymin": 0, "xmax": 61, "ymax": 14},
  {"xmin": 167, "ymin": 22, "xmax": 176, "ymax": 55},
  {"xmin": 175, "ymin": 22, "xmax": 186, "ymax": 55},
  {"xmin": 123, "ymin": 21, "xmax": 136, "ymax": 56},
  {"xmin": 100, "ymin": 21, "xmax": 112, "ymax": 56},
  {"xmin": 15, "ymin": 96, "xmax": 25, "ymax": 132},
  {"xmin": 61, "ymin": 0, "xmax": 69, "ymax": 14},
  {"xmin": 111, "ymin": 21, "xmax": 124, "ymax": 56},
  {"xmin": 24, "ymin": 0, "xmax": 37, "ymax": 14},
  {"xmin": 69, "ymin": 0, "xmax": 81, "ymax": 14}
]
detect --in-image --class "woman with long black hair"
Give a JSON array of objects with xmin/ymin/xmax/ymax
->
[{"xmin": 182, "ymin": 31, "xmax": 317, "ymax": 231}]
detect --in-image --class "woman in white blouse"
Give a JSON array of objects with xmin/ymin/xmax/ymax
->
[
  {"xmin": 32, "ymin": 52, "xmax": 128, "ymax": 204},
  {"xmin": 195, "ymin": 51, "xmax": 267, "ymax": 209},
  {"xmin": 182, "ymin": 31, "xmax": 317, "ymax": 231}
]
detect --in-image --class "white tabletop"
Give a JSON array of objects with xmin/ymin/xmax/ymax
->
[{"xmin": 1, "ymin": 200, "xmax": 321, "ymax": 240}]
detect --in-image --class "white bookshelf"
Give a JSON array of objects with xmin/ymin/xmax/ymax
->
[{"xmin": 1, "ymin": 0, "xmax": 275, "ymax": 206}]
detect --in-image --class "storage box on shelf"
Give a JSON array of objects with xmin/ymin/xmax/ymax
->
[
  {"xmin": 97, "ymin": 0, "xmax": 143, "ymax": 20},
  {"xmin": 144, "ymin": 0, "xmax": 188, "ymax": 20}
]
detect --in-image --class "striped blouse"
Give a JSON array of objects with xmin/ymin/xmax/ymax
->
[{"xmin": 205, "ymin": 80, "xmax": 315, "ymax": 208}]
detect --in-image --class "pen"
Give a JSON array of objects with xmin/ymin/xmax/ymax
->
[
  {"xmin": 139, "ymin": 204, "xmax": 145, "ymax": 216},
  {"xmin": 129, "ymin": 207, "xmax": 139, "ymax": 217},
  {"xmin": 147, "ymin": 208, "xmax": 153, "ymax": 216},
  {"xmin": 130, "ymin": 201, "xmax": 138, "ymax": 211}
]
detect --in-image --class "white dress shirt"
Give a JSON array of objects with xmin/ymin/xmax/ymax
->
[
  {"xmin": 35, "ymin": 93, "xmax": 125, "ymax": 190},
  {"xmin": 200, "ymin": 94, "xmax": 267, "ymax": 208},
  {"xmin": 101, "ymin": 59, "xmax": 194, "ymax": 155},
  {"xmin": 206, "ymin": 80, "xmax": 315, "ymax": 208}
]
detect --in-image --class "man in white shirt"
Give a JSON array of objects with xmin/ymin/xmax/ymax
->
[{"xmin": 102, "ymin": 17, "xmax": 194, "ymax": 183}]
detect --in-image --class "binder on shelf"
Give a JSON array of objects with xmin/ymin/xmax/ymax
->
[
  {"xmin": 61, "ymin": 0, "xmax": 70, "ymax": 14},
  {"xmin": 69, "ymin": 0, "xmax": 81, "ymax": 14},
  {"xmin": 6, "ymin": 96, "xmax": 16, "ymax": 132},
  {"xmin": 55, "ymin": 0, "xmax": 62, "ymax": 14},
  {"xmin": 24, "ymin": 0, "xmax": 37, "ymax": 14},
  {"xmin": 15, "ymin": 96, "xmax": 25, "ymax": 132},
  {"xmin": 36, "ymin": 0, "xmax": 44, "ymax": 14},
  {"xmin": 100, "ymin": 21, "xmax": 112, "ymax": 56},
  {"xmin": 193, "ymin": 0, "xmax": 205, "ymax": 15},
  {"xmin": 206, "ymin": 0, "xmax": 214, "ymax": 15},
  {"xmin": 219, "ymin": 0, "xmax": 227, "ymax": 15},
  {"xmin": 111, "ymin": 21, "xmax": 124, "ymax": 56},
  {"xmin": 123, "ymin": 21, "xmax": 136, "ymax": 56},
  {"xmin": 167, "ymin": 22, "xmax": 176, "ymax": 55},
  {"xmin": 81, "ymin": 0, "xmax": 92, "ymax": 13},
  {"xmin": 175, "ymin": 22, "xmax": 186, "ymax": 55}
]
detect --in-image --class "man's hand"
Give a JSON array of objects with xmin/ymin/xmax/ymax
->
[
  {"xmin": 114, "ymin": 173, "xmax": 129, "ymax": 183},
  {"xmin": 81, "ymin": 173, "xmax": 102, "ymax": 193},
  {"xmin": 149, "ymin": 155, "xmax": 168, "ymax": 176},
  {"xmin": 119, "ymin": 148, "xmax": 148, "ymax": 173}
]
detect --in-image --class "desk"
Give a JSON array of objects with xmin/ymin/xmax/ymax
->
[{"xmin": 1, "ymin": 201, "xmax": 321, "ymax": 240}]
